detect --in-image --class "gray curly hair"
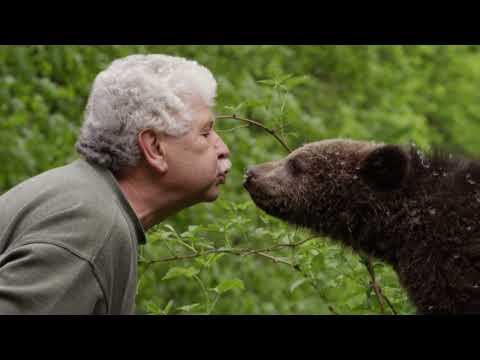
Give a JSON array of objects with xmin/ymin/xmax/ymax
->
[{"xmin": 75, "ymin": 54, "xmax": 217, "ymax": 172}]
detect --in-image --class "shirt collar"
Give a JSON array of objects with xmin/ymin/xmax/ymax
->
[{"xmin": 78, "ymin": 158, "xmax": 147, "ymax": 245}]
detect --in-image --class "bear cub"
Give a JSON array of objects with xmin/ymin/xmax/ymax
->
[{"xmin": 244, "ymin": 139, "xmax": 480, "ymax": 314}]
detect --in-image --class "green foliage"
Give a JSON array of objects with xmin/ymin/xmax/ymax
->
[
  {"xmin": 162, "ymin": 267, "xmax": 200, "ymax": 281},
  {"xmin": 2, "ymin": 45, "xmax": 479, "ymax": 314},
  {"xmin": 213, "ymin": 279, "xmax": 245, "ymax": 295}
]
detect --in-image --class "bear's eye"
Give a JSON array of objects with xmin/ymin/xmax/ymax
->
[{"xmin": 287, "ymin": 156, "xmax": 306, "ymax": 175}]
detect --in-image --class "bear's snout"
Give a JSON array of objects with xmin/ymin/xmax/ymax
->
[
  {"xmin": 243, "ymin": 166, "xmax": 256, "ymax": 189},
  {"xmin": 243, "ymin": 161, "xmax": 284, "ymax": 190},
  {"xmin": 245, "ymin": 165, "xmax": 258, "ymax": 179}
]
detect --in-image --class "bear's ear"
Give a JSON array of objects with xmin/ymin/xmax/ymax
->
[{"xmin": 358, "ymin": 145, "xmax": 410, "ymax": 191}]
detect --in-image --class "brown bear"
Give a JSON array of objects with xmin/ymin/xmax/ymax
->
[{"xmin": 244, "ymin": 139, "xmax": 480, "ymax": 314}]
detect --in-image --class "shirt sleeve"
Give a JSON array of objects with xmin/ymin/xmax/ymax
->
[{"xmin": 0, "ymin": 242, "xmax": 107, "ymax": 314}]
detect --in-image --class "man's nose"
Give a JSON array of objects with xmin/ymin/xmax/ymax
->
[{"xmin": 215, "ymin": 132, "xmax": 230, "ymax": 159}]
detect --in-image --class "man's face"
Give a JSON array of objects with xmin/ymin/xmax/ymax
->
[{"xmin": 161, "ymin": 99, "xmax": 230, "ymax": 204}]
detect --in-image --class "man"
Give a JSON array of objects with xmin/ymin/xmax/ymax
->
[{"xmin": 0, "ymin": 54, "xmax": 231, "ymax": 314}]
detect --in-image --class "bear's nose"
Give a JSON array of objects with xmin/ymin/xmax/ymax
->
[
  {"xmin": 244, "ymin": 166, "xmax": 258, "ymax": 186},
  {"xmin": 246, "ymin": 166, "xmax": 258, "ymax": 178}
]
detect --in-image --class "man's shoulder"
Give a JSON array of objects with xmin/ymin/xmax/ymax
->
[
  {"xmin": 1, "ymin": 159, "xmax": 112, "ymax": 202},
  {"xmin": 0, "ymin": 159, "xmax": 132, "ymax": 260}
]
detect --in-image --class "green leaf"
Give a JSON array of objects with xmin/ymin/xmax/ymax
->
[
  {"xmin": 197, "ymin": 241, "xmax": 214, "ymax": 249},
  {"xmin": 290, "ymin": 278, "xmax": 308, "ymax": 293},
  {"xmin": 244, "ymin": 98, "xmax": 268, "ymax": 108},
  {"xmin": 178, "ymin": 303, "xmax": 201, "ymax": 312},
  {"xmin": 163, "ymin": 300, "xmax": 174, "ymax": 315},
  {"xmin": 205, "ymin": 253, "xmax": 225, "ymax": 268},
  {"xmin": 236, "ymin": 201, "xmax": 252, "ymax": 211},
  {"xmin": 162, "ymin": 266, "xmax": 200, "ymax": 280},
  {"xmin": 223, "ymin": 103, "xmax": 244, "ymax": 113},
  {"xmin": 180, "ymin": 225, "xmax": 202, "ymax": 241},
  {"xmin": 194, "ymin": 257, "xmax": 207, "ymax": 267},
  {"xmin": 147, "ymin": 231, "xmax": 163, "ymax": 243},
  {"xmin": 259, "ymin": 214, "xmax": 271, "ymax": 225},
  {"xmin": 278, "ymin": 73, "xmax": 294, "ymax": 82},
  {"xmin": 214, "ymin": 279, "xmax": 245, "ymax": 294},
  {"xmin": 284, "ymin": 75, "xmax": 310, "ymax": 90},
  {"xmin": 257, "ymin": 79, "xmax": 277, "ymax": 86},
  {"xmin": 163, "ymin": 224, "xmax": 179, "ymax": 236},
  {"xmin": 205, "ymin": 224, "xmax": 220, "ymax": 232},
  {"xmin": 145, "ymin": 301, "xmax": 162, "ymax": 315},
  {"xmin": 219, "ymin": 201, "xmax": 233, "ymax": 212}
]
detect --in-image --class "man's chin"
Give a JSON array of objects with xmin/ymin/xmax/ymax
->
[
  {"xmin": 202, "ymin": 193, "xmax": 218, "ymax": 202},
  {"xmin": 203, "ymin": 184, "xmax": 221, "ymax": 202}
]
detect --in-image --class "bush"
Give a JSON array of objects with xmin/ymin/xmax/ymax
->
[{"xmin": 2, "ymin": 45, "xmax": 480, "ymax": 314}]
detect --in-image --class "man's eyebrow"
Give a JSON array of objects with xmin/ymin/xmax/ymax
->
[{"xmin": 202, "ymin": 118, "xmax": 214, "ymax": 129}]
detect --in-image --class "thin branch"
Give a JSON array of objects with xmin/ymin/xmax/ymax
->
[
  {"xmin": 193, "ymin": 275, "xmax": 210, "ymax": 313},
  {"xmin": 255, "ymin": 251, "xmax": 299, "ymax": 269},
  {"xmin": 328, "ymin": 306, "xmax": 339, "ymax": 315},
  {"xmin": 143, "ymin": 249, "xmax": 228, "ymax": 263},
  {"xmin": 272, "ymin": 123, "xmax": 289, "ymax": 133},
  {"xmin": 363, "ymin": 256, "xmax": 397, "ymax": 315},
  {"xmin": 364, "ymin": 256, "xmax": 385, "ymax": 313},
  {"xmin": 143, "ymin": 248, "xmax": 300, "ymax": 270},
  {"xmin": 216, "ymin": 114, "xmax": 291, "ymax": 153},
  {"xmin": 382, "ymin": 291, "xmax": 398, "ymax": 315},
  {"xmin": 140, "ymin": 236, "xmax": 318, "ymax": 271},
  {"xmin": 216, "ymin": 124, "xmax": 250, "ymax": 133},
  {"xmin": 240, "ymin": 236, "xmax": 318, "ymax": 256}
]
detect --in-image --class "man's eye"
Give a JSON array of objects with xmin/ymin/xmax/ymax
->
[{"xmin": 202, "ymin": 131, "xmax": 211, "ymax": 138}]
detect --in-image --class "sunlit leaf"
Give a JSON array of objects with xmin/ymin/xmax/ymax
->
[
  {"xmin": 214, "ymin": 279, "xmax": 245, "ymax": 294},
  {"xmin": 162, "ymin": 267, "xmax": 200, "ymax": 280}
]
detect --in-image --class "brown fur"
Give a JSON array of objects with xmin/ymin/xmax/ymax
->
[{"xmin": 244, "ymin": 139, "xmax": 480, "ymax": 314}]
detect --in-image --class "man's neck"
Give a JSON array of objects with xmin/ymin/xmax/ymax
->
[{"xmin": 115, "ymin": 171, "xmax": 189, "ymax": 232}]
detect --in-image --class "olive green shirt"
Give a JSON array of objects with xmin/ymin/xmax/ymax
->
[{"xmin": 0, "ymin": 158, "xmax": 146, "ymax": 314}]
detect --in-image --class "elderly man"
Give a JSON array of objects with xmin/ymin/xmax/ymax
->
[{"xmin": 0, "ymin": 54, "xmax": 231, "ymax": 314}]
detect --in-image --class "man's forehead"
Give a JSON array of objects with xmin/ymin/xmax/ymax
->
[
  {"xmin": 182, "ymin": 92, "xmax": 215, "ymax": 126},
  {"xmin": 198, "ymin": 110, "xmax": 215, "ymax": 127}
]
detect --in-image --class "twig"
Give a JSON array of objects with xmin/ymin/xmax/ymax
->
[
  {"xmin": 216, "ymin": 124, "xmax": 250, "ymax": 133},
  {"xmin": 255, "ymin": 251, "xmax": 299, "ymax": 269},
  {"xmin": 364, "ymin": 256, "xmax": 385, "ymax": 313},
  {"xmin": 216, "ymin": 114, "xmax": 291, "ymax": 153},
  {"xmin": 363, "ymin": 256, "xmax": 397, "ymax": 315},
  {"xmin": 143, "ymin": 248, "xmax": 300, "ymax": 270},
  {"xmin": 328, "ymin": 306, "xmax": 339, "ymax": 315},
  {"xmin": 140, "ymin": 237, "xmax": 318, "ymax": 271},
  {"xmin": 192, "ymin": 274, "xmax": 211, "ymax": 314},
  {"xmin": 143, "ymin": 249, "xmax": 232, "ymax": 263},
  {"xmin": 382, "ymin": 291, "xmax": 398, "ymax": 315},
  {"xmin": 241, "ymin": 236, "xmax": 318, "ymax": 256},
  {"xmin": 272, "ymin": 123, "xmax": 289, "ymax": 133}
]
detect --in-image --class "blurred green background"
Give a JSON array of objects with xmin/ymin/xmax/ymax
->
[{"xmin": 1, "ymin": 45, "xmax": 479, "ymax": 314}]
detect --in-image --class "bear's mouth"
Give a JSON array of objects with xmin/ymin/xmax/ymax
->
[
  {"xmin": 244, "ymin": 179, "xmax": 273, "ymax": 211},
  {"xmin": 243, "ymin": 179, "xmax": 267, "ymax": 208},
  {"xmin": 243, "ymin": 180, "xmax": 295, "ymax": 222}
]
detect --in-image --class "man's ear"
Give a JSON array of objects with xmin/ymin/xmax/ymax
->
[
  {"xmin": 138, "ymin": 129, "xmax": 168, "ymax": 173},
  {"xmin": 358, "ymin": 144, "xmax": 410, "ymax": 191}
]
